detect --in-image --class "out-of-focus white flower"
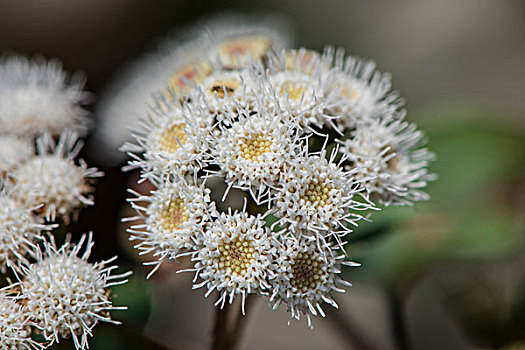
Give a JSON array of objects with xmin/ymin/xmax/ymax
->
[
  {"xmin": 126, "ymin": 177, "xmax": 216, "ymax": 278},
  {"xmin": 268, "ymin": 237, "xmax": 357, "ymax": 328},
  {"xmin": 93, "ymin": 13, "xmax": 293, "ymax": 166},
  {"xmin": 0, "ymin": 134, "xmax": 33, "ymax": 175},
  {"xmin": 189, "ymin": 210, "xmax": 275, "ymax": 312},
  {"xmin": 339, "ymin": 113, "xmax": 436, "ymax": 206},
  {"xmin": 210, "ymin": 105, "xmax": 301, "ymax": 203},
  {"xmin": 0, "ymin": 189, "xmax": 52, "ymax": 271},
  {"xmin": 0, "ymin": 55, "xmax": 90, "ymax": 137},
  {"xmin": 272, "ymin": 146, "xmax": 371, "ymax": 241},
  {"xmin": 19, "ymin": 233, "xmax": 131, "ymax": 350},
  {"xmin": 9, "ymin": 133, "xmax": 102, "ymax": 222},
  {"xmin": 121, "ymin": 96, "xmax": 213, "ymax": 183},
  {"xmin": 204, "ymin": 13, "xmax": 293, "ymax": 70},
  {"xmin": 322, "ymin": 47, "xmax": 404, "ymax": 129},
  {"xmin": 0, "ymin": 288, "xmax": 42, "ymax": 350}
]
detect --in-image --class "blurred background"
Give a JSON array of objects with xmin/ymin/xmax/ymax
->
[{"xmin": 1, "ymin": 1, "xmax": 524, "ymax": 349}]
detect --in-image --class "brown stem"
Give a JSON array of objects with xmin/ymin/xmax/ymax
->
[
  {"xmin": 226, "ymin": 294, "xmax": 257, "ymax": 350},
  {"xmin": 211, "ymin": 302, "xmax": 231, "ymax": 350}
]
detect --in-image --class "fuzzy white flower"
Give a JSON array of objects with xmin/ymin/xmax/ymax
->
[
  {"xmin": 205, "ymin": 13, "xmax": 292, "ymax": 70},
  {"xmin": 19, "ymin": 234, "xmax": 131, "ymax": 350},
  {"xmin": 126, "ymin": 177, "xmax": 216, "ymax": 278},
  {"xmin": 0, "ymin": 288, "xmax": 42, "ymax": 350},
  {"xmin": 121, "ymin": 96, "xmax": 213, "ymax": 183},
  {"xmin": 9, "ymin": 133, "xmax": 102, "ymax": 222},
  {"xmin": 268, "ymin": 237, "xmax": 357, "ymax": 328},
  {"xmin": 339, "ymin": 113, "xmax": 435, "ymax": 206},
  {"xmin": 0, "ymin": 135, "xmax": 34, "ymax": 175},
  {"xmin": 322, "ymin": 47, "xmax": 403, "ymax": 129},
  {"xmin": 210, "ymin": 105, "xmax": 301, "ymax": 203},
  {"xmin": 192, "ymin": 69, "xmax": 255, "ymax": 114},
  {"xmin": 272, "ymin": 146, "xmax": 371, "ymax": 241},
  {"xmin": 0, "ymin": 55, "xmax": 90, "ymax": 137},
  {"xmin": 190, "ymin": 210, "xmax": 275, "ymax": 312},
  {"xmin": 0, "ymin": 189, "xmax": 52, "ymax": 271}
]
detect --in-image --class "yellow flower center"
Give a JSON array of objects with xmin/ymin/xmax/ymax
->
[
  {"xmin": 209, "ymin": 78, "xmax": 241, "ymax": 98},
  {"xmin": 159, "ymin": 124, "xmax": 187, "ymax": 153},
  {"xmin": 280, "ymin": 81, "xmax": 307, "ymax": 101},
  {"xmin": 290, "ymin": 252, "xmax": 323, "ymax": 292},
  {"xmin": 239, "ymin": 133, "xmax": 272, "ymax": 161},
  {"xmin": 217, "ymin": 35, "xmax": 272, "ymax": 68},
  {"xmin": 167, "ymin": 61, "xmax": 212, "ymax": 95},
  {"xmin": 303, "ymin": 180, "xmax": 332, "ymax": 208},
  {"xmin": 160, "ymin": 197, "xmax": 189, "ymax": 231},
  {"xmin": 217, "ymin": 238, "xmax": 255, "ymax": 276}
]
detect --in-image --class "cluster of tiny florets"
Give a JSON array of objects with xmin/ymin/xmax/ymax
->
[
  {"xmin": 118, "ymin": 16, "xmax": 434, "ymax": 328},
  {"xmin": 0, "ymin": 55, "xmax": 128, "ymax": 349}
]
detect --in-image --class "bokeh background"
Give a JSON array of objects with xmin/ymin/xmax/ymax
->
[{"xmin": 1, "ymin": 1, "xmax": 524, "ymax": 349}]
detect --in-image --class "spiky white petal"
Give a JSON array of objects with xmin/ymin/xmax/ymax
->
[
  {"xmin": 0, "ymin": 288, "xmax": 42, "ymax": 350},
  {"xmin": 19, "ymin": 234, "xmax": 131, "ymax": 350},
  {"xmin": 9, "ymin": 133, "xmax": 102, "ymax": 222},
  {"xmin": 272, "ymin": 146, "xmax": 371, "ymax": 240},
  {"xmin": 0, "ymin": 56, "xmax": 90, "ymax": 137},
  {"xmin": 211, "ymin": 105, "xmax": 301, "ymax": 203},
  {"xmin": 322, "ymin": 47, "xmax": 404, "ymax": 129},
  {"xmin": 191, "ymin": 211, "xmax": 275, "ymax": 310},
  {"xmin": 268, "ymin": 237, "xmax": 353, "ymax": 328},
  {"xmin": 339, "ymin": 113, "xmax": 436, "ymax": 206},
  {"xmin": 0, "ymin": 189, "xmax": 52, "ymax": 271},
  {"xmin": 121, "ymin": 96, "xmax": 213, "ymax": 183},
  {"xmin": 126, "ymin": 177, "xmax": 216, "ymax": 277}
]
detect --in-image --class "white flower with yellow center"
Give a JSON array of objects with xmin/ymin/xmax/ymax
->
[
  {"xmin": 126, "ymin": 177, "xmax": 216, "ymax": 278},
  {"xmin": 0, "ymin": 190, "xmax": 52, "ymax": 271},
  {"xmin": 0, "ymin": 135, "xmax": 33, "ymax": 175},
  {"xmin": 273, "ymin": 147, "xmax": 370, "ymax": 239},
  {"xmin": 322, "ymin": 47, "xmax": 403, "ymax": 129},
  {"xmin": 339, "ymin": 114, "xmax": 435, "ymax": 206},
  {"xmin": 0, "ymin": 55, "xmax": 90, "ymax": 137},
  {"xmin": 190, "ymin": 211, "xmax": 274, "ymax": 312},
  {"xmin": 0, "ymin": 289, "xmax": 42, "ymax": 350},
  {"xmin": 9, "ymin": 133, "xmax": 102, "ymax": 222},
  {"xmin": 121, "ymin": 97, "xmax": 213, "ymax": 183},
  {"xmin": 268, "ymin": 237, "xmax": 357, "ymax": 328},
  {"xmin": 211, "ymin": 107, "xmax": 301, "ymax": 203},
  {"xmin": 205, "ymin": 14, "xmax": 292, "ymax": 70},
  {"xmin": 19, "ymin": 233, "xmax": 131, "ymax": 350},
  {"xmin": 194, "ymin": 70, "xmax": 255, "ymax": 115}
]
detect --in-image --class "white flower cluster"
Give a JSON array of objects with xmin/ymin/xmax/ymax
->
[
  {"xmin": 121, "ymin": 18, "xmax": 435, "ymax": 327},
  {"xmin": 0, "ymin": 56, "xmax": 129, "ymax": 349}
]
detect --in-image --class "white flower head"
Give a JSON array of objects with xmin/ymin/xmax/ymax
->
[
  {"xmin": 0, "ymin": 55, "xmax": 90, "ymax": 137},
  {"xmin": 0, "ymin": 188, "xmax": 53, "ymax": 271},
  {"xmin": 191, "ymin": 69, "xmax": 256, "ymax": 115},
  {"xmin": 0, "ymin": 288, "xmax": 42, "ymax": 350},
  {"xmin": 0, "ymin": 135, "xmax": 34, "ymax": 175},
  {"xmin": 190, "ymin": 210, "xmax": 275, "ymax": 313},
  {"xmin": 126, "ymin": 177, "xmax": 216, "ymax": 278},
  {"xmin": 272, "ymin": 144, "xmax": 371, "ymax": 241},
  {"xmin": 322, "ymin": 47, "xmax": 404, "ymax": 129},
  {"xmin": 19, "ymin": 233, "xmax": 131, "ymax": 350},
  {"xmin": 204, "ymin": 13, "xmax": 293, "ymax": 70},
  {"xmin": 210, "ymin": 104, "xmax": 302, "ymax": 204},
  {"xmin": 121, "ymin": 96, "xmax": 213, "ymax": 183},
  {"xmin": 9, "ymin": 133, "xmax": 102, "ymax": 222},
  {"xmin": 268, "ymin": 237, "xmax": 356, "ymax": 328},
  {"xmin": 339, "ymin": 113, "xmax": 436, "ymax": 206}
]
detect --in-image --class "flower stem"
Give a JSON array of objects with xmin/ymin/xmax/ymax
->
[
  {"xmin": 211, "ymin": 303, "xmax": 231, "ymax": 350},
  {"xmin": 226, "ymin": 294, "xmax": 257, "ymax": 350}
]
